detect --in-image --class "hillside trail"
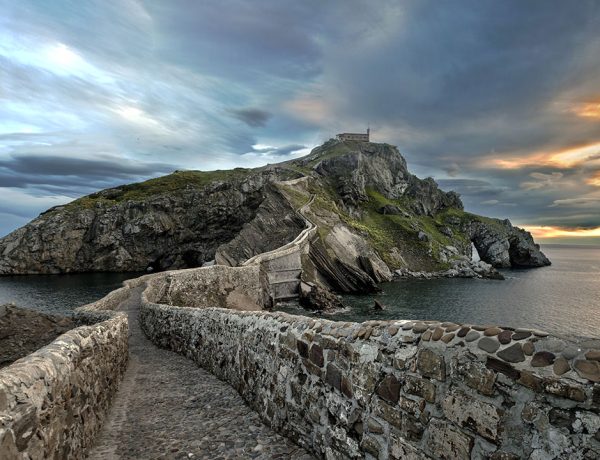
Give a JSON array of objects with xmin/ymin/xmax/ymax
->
[{"xmin": 86, "ymin": 286, "xmax": 314, "ymax": 460}]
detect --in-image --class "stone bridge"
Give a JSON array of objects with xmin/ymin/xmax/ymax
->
[
  {"xmin": 1, "ymin": 197, "xmax": 599, "ymax": 459},
  {"xmin": 241, "ymin": 193, "xmax": 316, "ymax": 303}
]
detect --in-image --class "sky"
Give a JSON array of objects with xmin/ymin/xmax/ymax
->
[{"xmin": 1, "ymin": 1, "xmax": 600, "ymax": 244}]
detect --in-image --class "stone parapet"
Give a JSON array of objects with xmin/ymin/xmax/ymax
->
[
  {"xmin": 0, "ymin": 310, "xmax": 128, "ymax": 459},
  {"xmin": 139, "ymin": 273, "xmax": 600, "ymax": 459}
]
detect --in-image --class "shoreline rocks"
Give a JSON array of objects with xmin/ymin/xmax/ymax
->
[
  {"xmin": 394, "ymin": 258, "xmax": 505, "ymax": 280},
  {"xmin": 0, "ymin": 304, "xmax": 75, "ymax": 368}
]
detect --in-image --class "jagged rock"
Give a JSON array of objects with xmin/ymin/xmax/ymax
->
[
  {"xmin": 373, "ymin": 299, "xmax": 385, "ymax": 310},
  {"xmin": 394, "ymin": 258, "xmax": 504, "ymax": 280},
  {"xmin": 299, "ymin": 281, "xmax": 344, "ymax": 312},
  {"xmin": 308, "ymin": 240, "xmax": 378, "ymax": 293},
  {"xmin": 377, "ymin": 204, "xmax": 408, "ymax": 216},
  {"xmin": 357, "ymin": 255, "xmax": 391, "ymax": 283},
  {"xmin": 0, "ymin": 170, "xmax": 284, "ymax": 274},
  {"xmin": 215, "ymin": 185, "xmax": 305, "ymax": 266},
  {"xmin": 405, "ymin": 176, "xmax": 463, "ymax": 216},
  {"xmin": 469, "ymin": 220, "xmax": 550, "ymax": 268}
]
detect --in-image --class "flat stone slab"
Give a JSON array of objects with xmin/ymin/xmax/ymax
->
[
  {"xmin": 478, "ymin": 337, "xmax": 500, "ymax": 353},
  {"xmin": 87, "ymin": 287, "xmax": 313, "ymax": 460},
  {"xmin": 497, "ymin": 343, "xmax": 525, "ymax": 363}
]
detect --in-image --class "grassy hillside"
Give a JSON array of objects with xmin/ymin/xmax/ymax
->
[{"xmin": 66, "ymin": 168, "xmax": 253, "ymax": 209}]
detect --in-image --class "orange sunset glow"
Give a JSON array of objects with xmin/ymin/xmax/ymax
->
[
  {"xmin": 587, "ymin": 171, "xmax": 600, "ymax": 187},
  {"xmin": 483, "ymin": 141, "xmax": 600, "ymax": 170},
  {"xmin": 522, "ymin": 225, "xmax": 600, "ymax": 239},
  {"xmin": 570, "ymin": 100, "xmax": 600, "ymax": 119}
]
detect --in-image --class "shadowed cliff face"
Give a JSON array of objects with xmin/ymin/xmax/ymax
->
[
  {"xmin": 0, "ymin": 170, "xmax": 289, "ymax": 274},
  {"xmin": 0, "ymin": 140, "xmax": 549, "ymax": 282}
]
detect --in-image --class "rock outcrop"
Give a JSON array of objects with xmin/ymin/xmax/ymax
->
[
  {"xmin": 215, "ymin": 184, "xmax": 306, "ymax": 266},
  {"xmin": 469, "ymin": 219, "xmax": 551, "ymax": 268},
  {"xmin": 0, "ymin": 169, "xmax": 292, "ymax": 274},
  {"xmin": 0, "ymin": 139, "xmax": 550, "ymax": 290}
]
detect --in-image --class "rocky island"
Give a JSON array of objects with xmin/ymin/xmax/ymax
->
[{"xmin": 0, "ymin": 140, "xmax": 549, "ymax": 303}]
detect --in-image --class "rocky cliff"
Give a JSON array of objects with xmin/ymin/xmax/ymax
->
[{"xmin": 0, "ymin": 140, "xmax": 549, "ymax": 291}]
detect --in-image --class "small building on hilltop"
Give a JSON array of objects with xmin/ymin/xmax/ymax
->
[{"xmin": 336, "ymin": 128, "xmax": 370, "ymax": 142}]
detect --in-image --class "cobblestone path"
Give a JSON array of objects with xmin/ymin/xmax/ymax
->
[{"xmin": 86, "ymin": 286, "xmax": 313, "ymax": 460}]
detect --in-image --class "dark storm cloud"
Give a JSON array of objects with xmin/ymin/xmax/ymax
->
[
  {"xmin": 229, "ymin": 108, "xmax": 272, "ymax": 128},
  {"xmin": 0, "ymin": 154, "xmax": 173, "ymax": 180},
  {"xmin": 2, "ymin": 0, "xmax": 600, "ymax": 237}
]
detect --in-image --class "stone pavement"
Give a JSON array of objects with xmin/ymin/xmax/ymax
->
[{"xmin": 86, "ymin": 286, "xmax": 313, "ymax": 460}]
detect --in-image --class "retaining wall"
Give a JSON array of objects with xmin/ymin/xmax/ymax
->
[
  {"xmin": 140, "ymin": 271, "xmax": 600, "ymax": 459},
  {"xmin": 154, "ymin": 265, "xmax": 268, "ymax": 310},
  {"xmin": 0, "ymin": 309, "xmax": 128, "ymax": 459}
]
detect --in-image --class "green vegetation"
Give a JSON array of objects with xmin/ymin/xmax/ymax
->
[
  {"xmin": 276, "ymin": 183, "xmax": 310, "ymax": 210},
  {"xmin": 302, "ymin": 140, "xmax": 356, "ymax": 169},
  {"xmin": 67, "ymin": 168, "xmax": 253, "ymax": 209}
]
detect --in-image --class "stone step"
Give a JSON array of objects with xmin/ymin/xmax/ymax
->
[
  {"xmin": 267, "ymin": 270, "xmax": 301, "ymax": 283},
  {"xmin": 270, "ymin": 278, "xmax": 302, "ymax": 285}
]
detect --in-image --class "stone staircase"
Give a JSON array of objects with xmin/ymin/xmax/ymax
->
[{"xmin": 242, "ymin": 193, "xmax": 316, "ymax": 303}]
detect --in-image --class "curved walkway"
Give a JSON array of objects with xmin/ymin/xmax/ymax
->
[{"xmin": 86, "ymin": 286, "xmax": 313, "ymax": 460}]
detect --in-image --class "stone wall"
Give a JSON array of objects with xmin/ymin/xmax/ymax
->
[
  {"xmin": 140, "ymin": 276, "xmax": 600, "ymax": 459},
  {"xmin": 0, "ymin": 309, "xmax": 128, "ymax": 459},
  {"xmin": 155, "ymin": 265, "xmax": 268, "ymax": 310}
]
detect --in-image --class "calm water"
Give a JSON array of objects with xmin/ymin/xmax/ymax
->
[
  {"xmin": 0, "ymin": 246, "xmax": 598, "ymax": 339},
  {"xmin": 0, "ymin": 272, "xmax": 141, "ymax": 314},
  {"xmin": 281, "ymin": 245, "xmax": 600, "ymax": 340}
]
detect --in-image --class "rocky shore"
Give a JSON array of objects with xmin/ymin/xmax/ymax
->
[
  {"xmin": 0, "ymin": 305, "xmax": 75, "ymax": 368},
  {"xmin": 394, "ymin": 258, "xmax": 505, "ymax": 280}
]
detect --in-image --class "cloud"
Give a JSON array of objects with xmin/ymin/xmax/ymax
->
[
  {"xmin": 251, "ymin": 144, "xmax": 307, "ymax": 157},
  {"xmin": 521, "ymin": 172, "xmax": 564, "ymax": 190},
  {"xmin": 2, "ymin": 0, "xmax": 600, "ymax": 239},
  {"xmin": 550, "ymin": 197, "xmax": 600, "ymax": 208},
  {"xmin": 443, "ymin": 163, "xmax": 461, "ymax": 177},
  {"xmin": 228, "ymin": 108, "xmax": 272, "ymax": 127}
]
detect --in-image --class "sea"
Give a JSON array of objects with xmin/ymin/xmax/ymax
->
[{"xmin": 1, "ymin": 245, "xmax": 598, "ymax": 340}]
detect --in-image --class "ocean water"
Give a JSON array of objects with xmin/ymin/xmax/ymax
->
[
  {"xmin": 0, "ymin": 272, "xmax": 140, "ymax": 315},
  {"xmin": 281, "ymin": 245, "xmax": 600, "ymax": 340},
  {"xmin": 0, "ymin": 245, "xmax": 598, "ymax": 339}
]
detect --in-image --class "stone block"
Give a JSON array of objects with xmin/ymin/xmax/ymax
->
[
  {"xmin": 297, "ymin": 340, "xmax": 309, "ymax": 358},
  {"xmin": 460, "ymin": 360, "xmax": 496, "ymax": 396},
  {"xmin": 518, "ymin": 370, "xmax": 543, "ymax": 392},
  {"xmin": 543, "ymin": 379, "xmax": 586, "ymax": 402},
  {"xmin": 486, "ymin": 357, "xmax": 520, "ymax": 380},
  {"xmin": 375, "ymin": 399, "xmax": 403, "ymax": 429},
  {"xmin": 340, "ymin": 376, "xmax": 353, "ymax": 398},
  {"xmin": 398, "ymin": 395, "xmax": 425, "ymax": 417},
  {"xmin": 389, "ymin": 430, "xmax": 424, "ymax": 460},
  {"xmin": 309, "ymin": 344, "xmax": 324, "ymax": 367},
  {"xmin": 366, "ymin": 417, "xmax": 384, "ymax": 434},
  {"xmin": 404, "ymin": 374, "xmax": 436, "ymax": 402},
  {"xmin": 325, "ymin": 363, "xmax": 342, "ymax": 391},
  {"xmin": 376, "ymin": 374, "xmax": 401, "ymax": 403},
  {"xmin": 417, "ymin": 349, "xmax": 446, "ymax": 381},
  {"xmin": 360, "ymin": 435, "xmax": 381, "ymax": 457},
  {"xmin": 442, "ymin": 390, "xmax": 502, "ymax": 441},
  {"xmin": 424, "ymin": 418, "xmax": 474, "ymax": 460}
]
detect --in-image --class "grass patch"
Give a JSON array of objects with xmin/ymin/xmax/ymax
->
[{"xmin": 66, "ymin": 168, "xmax": 253, "ymax": 209}]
